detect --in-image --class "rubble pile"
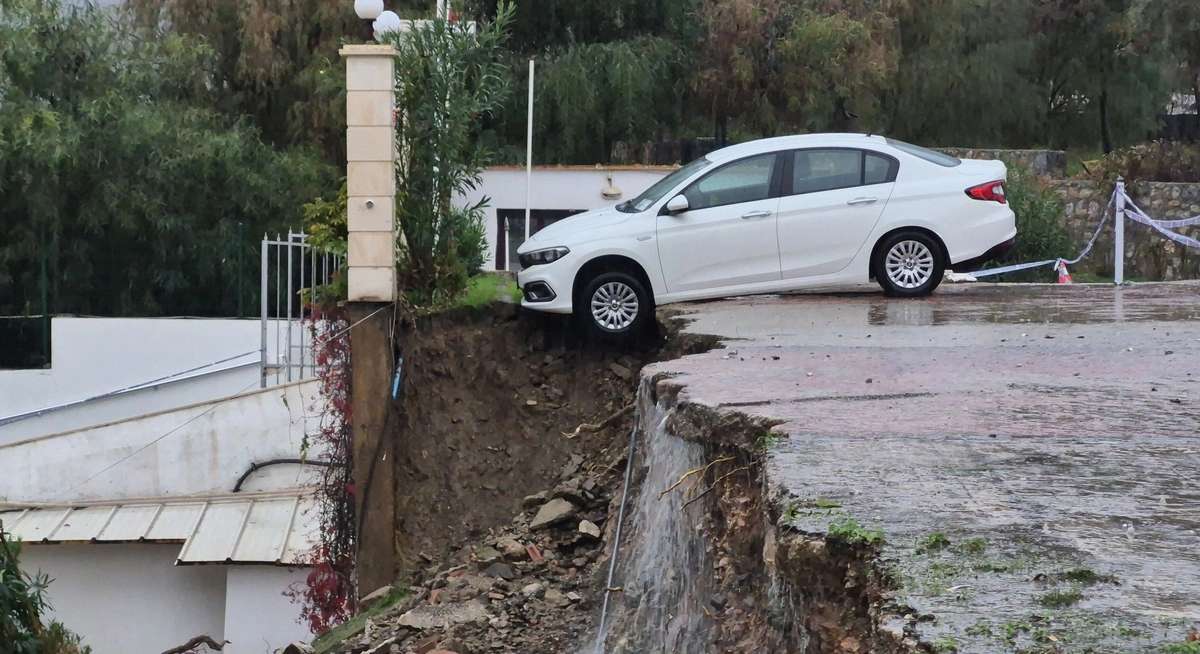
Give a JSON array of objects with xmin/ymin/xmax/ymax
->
[{"xmin": 327, "ymin": 471, "xmax": 620, "ymax": 654}]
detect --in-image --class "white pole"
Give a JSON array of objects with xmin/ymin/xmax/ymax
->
[
  {"xmin": 525, "ymin": 59, "xmax": 535, "ymax": 245},
  {"xmin": 1114, "ymin": 176, "xmax": 1125, "ymax": 285}
]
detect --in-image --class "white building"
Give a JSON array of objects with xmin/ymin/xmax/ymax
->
[
  {"xmin": 0, "ymin": 316, "xmax": 322, "ymax": 654},
  {"xmin": 463, "ymin": 165, "xmax": 676, "ymax": 272}
]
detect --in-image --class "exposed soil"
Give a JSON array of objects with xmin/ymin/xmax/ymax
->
[
  {"xmin": 324, "ymin": 304, "xmax": 918, "ymax": 654},
  {"xmin": 391, "ymin": 305, "xmax": 715, "ymax": 583}
]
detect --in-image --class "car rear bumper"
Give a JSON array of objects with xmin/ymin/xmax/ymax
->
[{"xmin": 950, "ymin": 237, "xmax": 1016, "ymax": 273}]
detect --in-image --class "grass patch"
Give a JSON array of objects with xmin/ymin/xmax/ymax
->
[
  {"xmin": 757, "ymin": 430, "xmax": 785, "ymax": 450},
  {"xmin": 916, "ymin": 532, "xmax": 951, "ymax": 554},
  {"xmin": 932, "ymin": 636, "xmax": 959, "ymax": 653},
  {"xmin": 960, "ymin": 537, "xmax": 987, "ymax": 553},
  {"xmin": 965, "ymin": 621, "xmax": 993, "ymax": 637},
  {"xmin": 1059, "ymin": 567, "xmax": 1116, "ymax": 585},
  {"xmin": 828, "ymin": 519, "xmax": 884, "ymax": 547},
  {"xmin": 458, "ymin": 273, "xmax": 520, "ymax": 309},
  {"xmin": 312, "ymin": 588, "xmax": 409, "ymax": 654},
  {"xmin": 1163, "ymin": 642, "xmax": 1200, "ymax": 654},
  {"xmin": 1038, "ymin": 588, "xmax": 1083, "ymax": 608}
]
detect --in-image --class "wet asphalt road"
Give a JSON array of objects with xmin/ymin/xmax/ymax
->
[{"xmin": 653, "ymin": 283, "xmax": 1200, "ymax": 652}]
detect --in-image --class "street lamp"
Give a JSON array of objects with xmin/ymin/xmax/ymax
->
[
  {"xmin": 354, "ymin": 0, "xmax": 383, "ymax": 41},
  {"xmin": 373, "ymin": 10, "xmax": 402, "ymax": 41}
]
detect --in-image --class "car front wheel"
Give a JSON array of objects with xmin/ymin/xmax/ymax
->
[
  {"xmin": 579, "ymin": 272, "xmax": 652, "ymax": 339},
  {"xmin": 874, "ymin": 231, "xmax": 945, "ymax": 297}
]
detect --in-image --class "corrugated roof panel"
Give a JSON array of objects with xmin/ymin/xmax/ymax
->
[
  {"xmin": 281, "ymin": 499, "xmax": 317, "ymax": 565},
  {"xmin": 145, "ymin": 503, "xmax": 205, "ymax": 541},
  {"xmin": 1, "ymin": 495, "xmax": 315, "ymax": 565},
  {"xmin": 51, "ymin": 506, "xmax": 116, "ymax": 542},
  {"xmin": 179, "ymin": 501, "xmax": 249, "ymax": 563},
  {"xmin": 97, "ymin": 505, "xmax": 162, "ymax": 541},
  {"xmin": 6, "ymin": 509, "xmax": 70, "ymax": 542},
  {"xmin": 231, "ymin": 498, "xmax": 297, "ymax": 563}
]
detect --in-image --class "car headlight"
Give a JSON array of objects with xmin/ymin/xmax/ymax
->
[{"xmin": 519, "ymin": 247, "xmax": 570, "ymax": 269}]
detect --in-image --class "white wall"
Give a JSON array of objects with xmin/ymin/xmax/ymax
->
[
  {"xmin": 1, "ymin": 318, "xmax": 262, "ymax": 416},
  {"xmin": 225, "ymin": 567, "xmax": 312, "ymax": 654},
  {"xmin": 0, "ymin": 379, "xmax": 323, "ymax": 504},
  {"xmin": 459, "ymin": 166, "xmax": 675, "ymax": 271},
  {"xmin": 19, "ymin": 544, "xmax": 227, "ymax": 654},
  {"xmin": 0, "ymin": 317, "xmax": 312, "ymax": 445}
]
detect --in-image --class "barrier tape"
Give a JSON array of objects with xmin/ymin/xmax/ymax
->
[
  {"xmin": 1122, "ymin": 196, "xmax": 1200, "ymax": 229},
  {"xmin": 969, "ymin": 196, "xmax": 1114, "ymax": 279},
  {"xmin": 1123, "ymin": 201, "xmax": 1200, "ymax": 250},
  {"xmin": 968, "ymin": 187, "xmax": 1200, "ymax": 280}
]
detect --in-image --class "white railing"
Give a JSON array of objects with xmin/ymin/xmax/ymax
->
[{"xmin": 259, "ymin": 231, "xmax": 340, "ymax": 387}]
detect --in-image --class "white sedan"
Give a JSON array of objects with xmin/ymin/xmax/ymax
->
[{"xmin": 516, "ymin": 134, "xmax": 1016, "ymax": 338}]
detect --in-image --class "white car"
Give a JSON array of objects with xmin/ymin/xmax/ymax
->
[{"xmin": 516, "ymin": 133, "xmax": 1016, "ymax": 338}]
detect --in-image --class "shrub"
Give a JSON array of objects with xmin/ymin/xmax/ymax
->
[
  {"xmin": 978, "ymin": 169, "xmax": 1076, "ymax": 282},
  {"xmin": 1, "ymin": 527, "xmax": 90, "ymax": 654}
]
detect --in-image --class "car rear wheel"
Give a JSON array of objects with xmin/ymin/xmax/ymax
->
[
  {"xmin": 874, "ymin": 231, "xmax": 945, "ymax": 297},
  {"xmin": 579, "ymin": 272, "xmax": 652, "ymax": 340}
]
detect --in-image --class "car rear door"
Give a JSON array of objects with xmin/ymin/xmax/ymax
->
[
  {"xmin": 776, "ymin": 149, "xmax": 897, "ymax": 279},
  {"xmin": 656, "ymin": 152, "xmax": 784, "ymax": 293}
]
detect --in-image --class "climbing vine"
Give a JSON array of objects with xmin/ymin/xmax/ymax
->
[{"xmin": 288, "ymin": 307, "xmax": 356, "ymax": 634}]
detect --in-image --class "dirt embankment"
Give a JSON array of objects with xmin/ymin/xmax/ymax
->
[{"xmin": 391, "ymin": 305, "xmax": 714, "ymax": 583}]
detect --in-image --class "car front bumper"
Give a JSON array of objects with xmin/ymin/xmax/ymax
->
[{"xmin": 517, "ymin": 265, "xmax": 575, "ymax": 315}]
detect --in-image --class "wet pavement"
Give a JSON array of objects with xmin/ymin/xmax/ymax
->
[{"xmin": 653, "ymin": 283, "xmax": 1200, "ymax": 652}]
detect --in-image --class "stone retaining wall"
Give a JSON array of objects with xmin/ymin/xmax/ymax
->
[
  {"xmin": 1051, "ymin": 180, "xmax": 1200, "ymax": 280},
  {"xmin": 942, "ymin": 148, "xmax": 1068, "ymax": 178}
]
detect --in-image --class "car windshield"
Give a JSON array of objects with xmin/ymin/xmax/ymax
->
[{"xmin": 616, "ymin": 157, "xmax": 713, "ymax": 213}]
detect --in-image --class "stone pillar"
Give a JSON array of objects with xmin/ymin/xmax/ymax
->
[
  {"xmin": 342, "ymin": 44, "xmax": 398, "ymax": 303},
  {"xmin": 341, "ymin": 43, "xmax": 399, "ymax": 600}
]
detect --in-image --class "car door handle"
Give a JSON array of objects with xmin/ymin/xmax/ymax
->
[
  {"xmin": 847, "ymin": 197, "xmax": 878, "ymax": 206},
  {"xmin": 741, "ymin": 210, "xmax": 773, "ymax": 219}
]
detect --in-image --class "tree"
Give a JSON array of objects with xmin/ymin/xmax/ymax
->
[
  {"xmin": 695, "ymin": 0, "xmax": 899, "ymax": 140},
  {"xmin": 386, "ymin": 4, "xmax": 515, "ymax": 305},
  {"xmin": 0, "ymin": 0, "xmax": 338, "ymax": 318}
]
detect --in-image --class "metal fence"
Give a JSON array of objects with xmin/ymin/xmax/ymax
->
[{"xmin": 260, "ymin": 231, "xmax": 340, "ymax": 387}]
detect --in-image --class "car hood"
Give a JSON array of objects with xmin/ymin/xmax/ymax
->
[{"xmin": 521, "ymin": 206, "xmax": 631, "ymax": 250}]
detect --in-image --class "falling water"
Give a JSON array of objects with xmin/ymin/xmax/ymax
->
[{"xmin": 587, "ymin": 381, "xmax": 715, "ymax": 653}]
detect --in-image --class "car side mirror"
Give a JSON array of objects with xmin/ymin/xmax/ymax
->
[{"xmin": 665, "ymin": 195, "xmax": 689, "ymax": 213}]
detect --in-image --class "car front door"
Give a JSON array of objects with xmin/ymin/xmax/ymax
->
[
  {"xmin": 776, "ymin": 149, "xmax": 897, "ymax": 279},
  {"xmin": 656, "ymin": 152, "xmax": 783, "ymax": 293}
]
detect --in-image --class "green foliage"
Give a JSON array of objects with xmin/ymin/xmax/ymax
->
[
  {"xmin": 1038, "ymin": 588, "xmax": 1083, "ymax": 608},
  {"xmin": 916, "ymin": 532, "xmax": 951, "ymax": 554},
  {"xmin": 932, "ymin": 636, "xmax": 959, "ymax": 653},
  {"xmin": 1162, "ymin": 642, "xmax": 1200, "ymax": 654},
  {"xmin": 696, "ymin": 0, "xmax": 896, "ymax": 137},
  {"xmin": 0, "ymin": 0, "xmax": 338, "ymax": 317},
  {"xmin": 1, "ymin": 527, "xmax": 89, "ymax": 654},
  {"xmin": 385, "ymin": 7, "xmax": 514, "ymax": 307},
  {"xmin": 978, "ymin": 170, "xmax": 1076, "ymax": 282},
  {"xmin": 126, "ymin": 0, "xmax": 368, "ymax": 162},
  {"xmin": 1085, "ymin": 140, "xmax": 1200, "ymax": 184},
  {"xmin": 960, "ymin": 537, "xmax": 988, "ymax": 554},
  {"xmin": 828, "ymin": 519, "xmax": 885, "ymax": 547}
]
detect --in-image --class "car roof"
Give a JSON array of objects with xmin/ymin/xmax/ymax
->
[{"xmin": 705, "ymin": 133, "xmax": 889, "ymax": 164}]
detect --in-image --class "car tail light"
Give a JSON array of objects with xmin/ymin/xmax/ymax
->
[{"xmin": 966, "ymin": 181, "xmax": 1007, "ymax": 204}]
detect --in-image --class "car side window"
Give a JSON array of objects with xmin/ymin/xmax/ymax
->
[
  {"xmin": 790, "ymin": 149, "xmax": 898, "ymax": 195},
  {"xmin": 791, "ymin": 150, "xmax": 862, "ymax": 195},
  {"xmin": 864, "ymin": 152, "xmax": 896, "ymax": 185},
  {"xmin": 682, "ymin": 154, "xmax": 777, "ymax": 211}
]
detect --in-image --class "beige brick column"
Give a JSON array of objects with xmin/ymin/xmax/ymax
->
[
  {"xmin": 341, "ymin": 44, "xmax": 398, "ymax": 303},
  {"xmin": 341, "ymin": 43, "xmax": 400, "ymax": 600}
]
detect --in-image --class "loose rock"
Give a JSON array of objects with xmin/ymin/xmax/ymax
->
[
  {"xmin": 529, "ymin": 498, "xmax": 578, "ymax": 530},
  {"xmin": 578, "ymin": 520, "xmax": 601, "ymax": 539}
]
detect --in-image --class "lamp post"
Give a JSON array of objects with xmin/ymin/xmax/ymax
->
[{"xmin": 353, "ymin": 0, "xmax": 383, "ymax": 41}]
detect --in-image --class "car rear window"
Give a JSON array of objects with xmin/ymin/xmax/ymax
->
[{"xmin": 885, "ymin": 138, "xmax": 961, "ymax": 167}]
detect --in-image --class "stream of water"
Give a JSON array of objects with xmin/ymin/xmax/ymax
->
[{"xmin": 586, "ymin": 382, "xmax": 715, "ymax": 653}]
